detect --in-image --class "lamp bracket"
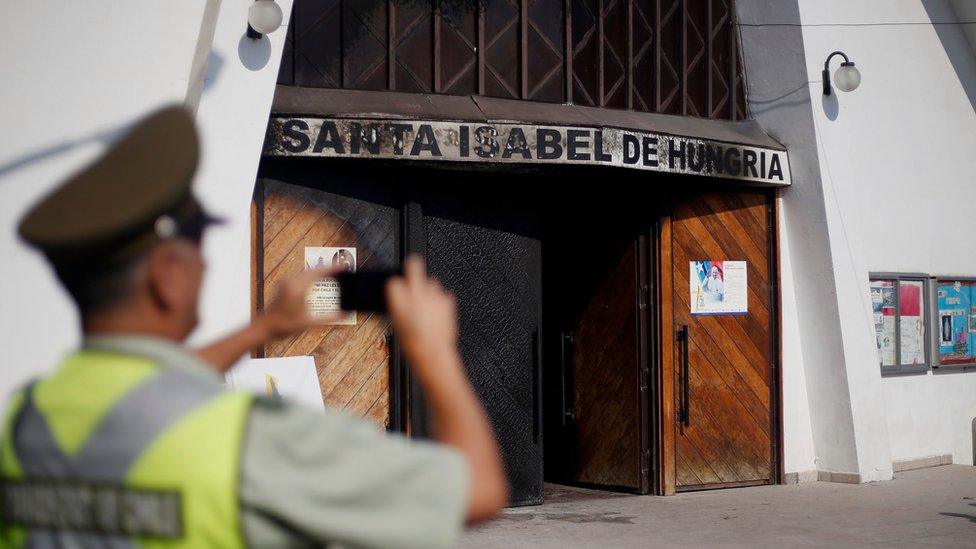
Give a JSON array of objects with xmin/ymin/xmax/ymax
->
[{"xmin": 822, "ymin": 50, "xmax": 852, "ymax": 96}]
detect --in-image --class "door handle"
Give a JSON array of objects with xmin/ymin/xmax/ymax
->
[
  {"xmin": 676, "ymin": 325, "xmax": 690, "ymax": 427},
  {"xmin": 560, "ymin": 332, "xmax": 574, "ymax": 426}
]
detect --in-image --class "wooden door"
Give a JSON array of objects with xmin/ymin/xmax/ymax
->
[
  {"xmin": 420, "ymin": 178, "xmax": 544, "ymax": 506},
  {"xmin": 255, "ymin": 162, "xmax": 399, "ymax": 429},
  {"xmin": 545, "ymin": 210, "xmax": 649, "ymax": 492},
  {"xmin": 569, "ymin": 239, "xmax": 646, "ymax": 490},
  {"xmin": 661, "ymin": 189, "xmax": 777, "ymax": 492}
]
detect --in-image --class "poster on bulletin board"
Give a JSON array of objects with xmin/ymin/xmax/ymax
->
[
  {"xmin": 897, "ymin": 280, "xmax": 925, "ymax": 366},
  {"xmin": 937, "ymin": 280, "xmax": 976, "ymax": 365},
  {"xmin": 870, "ymin": 280, "xmax": 896, "ymax": 367}
]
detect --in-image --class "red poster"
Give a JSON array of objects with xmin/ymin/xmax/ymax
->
[{"xmin": 899, "ymin": 283, "xmax": 921, "ymax": 316}]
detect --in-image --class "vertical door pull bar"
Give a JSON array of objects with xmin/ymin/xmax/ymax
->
[
  {"xmin": 532, "ymin": 328, "xmax": 541, "ymax": 445},
  {"xmin": 676, "ymin": 325, "xmax": 690, "ymax": 427},
  {"xmin": 560, "ymin": 332, "xmax": 574, "ymax": 426}
]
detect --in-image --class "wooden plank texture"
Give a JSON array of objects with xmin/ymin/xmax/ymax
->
[
  {"xmin": 670, "ymin": 189, "xmax": 775, "ymax": 490},
  {"xmin": 571, "ymin": 241, "xmax": 640, "ymax": 488},
  {"xmin": 658, "ymin": 214, "xmax": 676, "ymax": 495},
  {"xmin": 258, "ymin": 174, "xmax": 397, "ymax": 430}
]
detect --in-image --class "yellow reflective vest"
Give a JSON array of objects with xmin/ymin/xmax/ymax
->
[{"xmin": 0, "ymin": 350, "xmax": 252, "ymax": 547}]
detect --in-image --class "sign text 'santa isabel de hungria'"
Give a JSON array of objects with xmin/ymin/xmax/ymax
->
[{"xmin": 264, "ymin": 117, "xmax": 791, "ymax": 186}]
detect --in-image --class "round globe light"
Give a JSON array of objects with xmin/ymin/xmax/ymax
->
[
  {"xmin": 833, "ymin": 63, "xmax": 861, "ymax": 93},
  {"xmin": 248, "ymin": 0, "xmax": 283, "ymax": 35}
]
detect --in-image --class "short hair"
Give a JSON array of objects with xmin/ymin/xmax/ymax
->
[{"xmin": 53, "ymin": 254, "xmax": 145, "ymax": 316}]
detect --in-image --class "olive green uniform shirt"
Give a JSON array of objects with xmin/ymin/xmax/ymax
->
[{"xmin": 81, "ymin": 336, "xmax": 469, "ymax": 549}]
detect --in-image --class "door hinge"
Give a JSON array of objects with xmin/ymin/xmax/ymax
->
[{"xmin": 639, "ymin": 284, "xmax": 649, "ymax": 310}]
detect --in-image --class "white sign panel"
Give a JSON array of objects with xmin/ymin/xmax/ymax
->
[
  {"xmin": 265, "ymin": 117, "xmax": 791, "ymax": 186},
  {"xmin": 305, "ymin": 246, "xmax": 357, "ymax": 325},
  {"xmin": 226, "ymin": 356, "xmax": 325, "ymax": 411},
  {"xmin": 690, "ymin": 260, "xmax": 748, "ymax": 315}
]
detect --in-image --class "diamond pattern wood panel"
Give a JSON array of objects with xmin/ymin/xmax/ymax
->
[
  {"xmin": 527, "ymin": 0, "xmax": 564, "ymax": 102},
  {"xmin": 283, "ymin": 0, "xmax": 748, "ymax": 120},
  {"xmin": 440, "ymin": 1, "xmax": 479, "ymax": 94},
  {"xmin": 657, "ymin": 0, "xmax": 682, "ymax": 114},
  {"xmin": 631, "ymin": 0, "xmax": 655, "ymax": 111},
  {"xmin": 601, "ymin": 0, "xmax": 627, "ymax": 108},
  {"xmin": 394, "ymin": 0, "xmax": 434, "ymax": 92},
  {"xmin": 570, "ymin": 0, "xmax": 599, "ymax": 105}
]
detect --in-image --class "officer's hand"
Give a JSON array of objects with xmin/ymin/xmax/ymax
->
[
  {"xmin": 262, "ymin": 266, "xmax": 343, "ymax": 338},
  {"xmin": 385, "ymin": 255, "xmax": 460, "ymax": 375}
]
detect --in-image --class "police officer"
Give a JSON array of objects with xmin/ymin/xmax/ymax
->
[{"xmin": 0, "ymin": 106, "xmax": 507, "ymax": 547}]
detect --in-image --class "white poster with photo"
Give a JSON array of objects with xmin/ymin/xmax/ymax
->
[
  {"xmin": 226, "ymin": 356, "xmax": 325, "ymax": 411},
  {"xmin": 304, "ymin": 246, "xmax": 357, "ymax": 325},
  {"xmin": 690, "ymin": 260, "xmax": 748, "ymax": 315}
]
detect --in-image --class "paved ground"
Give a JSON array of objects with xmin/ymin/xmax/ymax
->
[{"xmin": 460, "ymin": 465, "xmax": 976, "ymax": 548}]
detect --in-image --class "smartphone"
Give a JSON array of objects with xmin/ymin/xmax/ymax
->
[{"xmin": 336, "ymin": 269, "xmax": 402, "ymax": 312}]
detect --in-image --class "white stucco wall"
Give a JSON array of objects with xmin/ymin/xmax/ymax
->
[
  {"xmin": 193, "ymin": 0, "xmax": 293, "ymax": 346},
  {"xmin": 776, "ymin": 207, "xmax": 818, "ymax": 475},
  {"xmin": 0, "ymin": 0, "xmax": 291, "ymax": 408},
  {"xmin": 798, "ymin": 0, "xmax": 976, "ymax": 466}
]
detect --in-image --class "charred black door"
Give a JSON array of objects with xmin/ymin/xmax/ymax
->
[{"xmin": 418, "ymin": 175, "xmax": 544, "ymax": 506}]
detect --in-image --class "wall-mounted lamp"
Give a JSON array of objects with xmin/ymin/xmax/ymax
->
[
  {"xmin": 823, "ymin": 51, "xmax": 861, "ymax": 95},
  {"xmin": 246, "ymin": 0, "xmax": 283, "ymax": 39}
]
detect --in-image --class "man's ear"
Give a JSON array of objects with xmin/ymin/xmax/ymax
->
[{"xmin": 145, "ymin": 243, "xmax": 182, "ymax": 313}]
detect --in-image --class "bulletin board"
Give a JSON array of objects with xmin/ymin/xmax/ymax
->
[{"xmin": 935, "ymin": 278, "xmax": 976, "ymax": 368}]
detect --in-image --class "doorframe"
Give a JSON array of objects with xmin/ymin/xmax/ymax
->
[
  {"xmin": 652, "ymin": 188, "xmax": 783, "ymax": 495},
  {"xmin": 772, "ymin": 189, "xmax": 785, "ymax": 485},
  {"xmin": 397, "ymin": 197, "xmax": 425, "ymax": 436},
  {"xmin": 637, "ymin": 232, "xmax": 653, "ymax": 495},
  {"xmin": 655, "ymin": 213, "xmax": 677, "ymax": 495}
]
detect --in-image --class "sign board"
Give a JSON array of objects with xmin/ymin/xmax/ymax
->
[
  {"xmin": 226, "ymin": 356, "xmax": 325, "ymax": 411},
  {"xmin": 264, "ymin": 117, "xmax": 791, "ymax": 186}
]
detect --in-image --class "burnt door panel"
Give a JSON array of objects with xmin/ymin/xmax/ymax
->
[
  {"xmin": 256, "ymin": 161, "xmax": 398, "ymax": 429},
  {"xmin": 422, "ymin": 180, "xmax": 543, "ymax": 506},
  {"xmin": 669, "ymin": 190, "xmax": 776, "ymax": 490}
]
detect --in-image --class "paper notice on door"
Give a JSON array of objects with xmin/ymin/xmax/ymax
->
[
  {"xmin": 305, "ymin": 246, "xmax": 357, "ymax": 325},
  {"xmin": 690, "ymin": 260, "xmax": 748, "ymax": 315}
]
